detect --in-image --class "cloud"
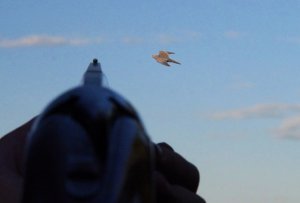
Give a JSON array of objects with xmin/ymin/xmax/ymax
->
[
  {"xmin": 0, "ymin": 31, "xmax": 202, "ymax": 48},
  {"xmin": 231, "ymin": 81, "xmax": 256, "ymax": 90},
  {"xmin": 121, "ymin": 36, "xmax": 144, "ymax": 45},
  {"xmin": 184, "ymin": 31, "xmax": 202, "ymax": 40},
  {"xmin": 274, "ymin": 116, "xmax": 300, "ymax": 139},
  {"xmin": 210, "ymin": 103, "xmax": 300, "ymax": 120},
  {"xmin": 224, "ymin": 30, "xmax": 242, "ymax": 39},
  {"xmin": 155, "ymin": 31, "xmax": 202, "ymax": 45},
  {"xmin": 281, "ymin": 37, "xmax": 300, "ymax": 45},
  {"xmin": 0, "ymin": 35, "xmax": 103, "ymax": 48},
  {"xmin": 156, "ymin": 34, "xmax": 179, "ymax": 45}
]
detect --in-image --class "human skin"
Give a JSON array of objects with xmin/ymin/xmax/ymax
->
[
  {"xmin": 0, "ymin": 118, "xmax": 36, "ymax": 203},
  {"xmin": 0, "ymin": 118, "xmax": 205, "ymax": 203}
]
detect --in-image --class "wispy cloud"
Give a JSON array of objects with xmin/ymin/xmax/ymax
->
[
  {"xmin": 0, "ymin": 31, "xmax": 202, "ymax": 48},
  {"xmin": 274, "ymin": 116, "xmax": 300, "ymax": 139},
  {"xmin": 156, "ymin": 34, "xmax": 179, "ymax": 45},
  {"xmin": 121, "ymin": 36, "xmax": 144, "ymax": 45},
  {"xmin": 224, "ymin": 30, "xmax": 243, "ymax": 39},
  {"xmin": 210, "ymin": 103, "xmax": 300, "ymax": 120},
  {"xmin": 210, "ymin": 103, "xmax": 300, "ymax": 139},
  {"xmin": 280, "ymin": 36, "xmax": 300, "ymax": 45},
  {"xmin": 155, "ymin": 31, "xmax": 202, "ymax": 45},
  {"xmin": 231, "ymin": 81, "xmax": 256, "ymax": 90},
  {"xmin": 184, "ymin": 31, "xmax": 202, "ymax": 40},
  {"xmin": 0, "ymin": 35, "xmax": 103, "ymax": 48}
]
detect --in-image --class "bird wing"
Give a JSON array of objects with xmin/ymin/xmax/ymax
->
[
  {"xmin": 158, "ymin": 51, "xmax": 169, "ymax": 58},
  {"xmin": 160, "ymin": 62, "xmax": 170, "ymax": 66},
  {"xmin": 156, "ymin": 57, "xmax": 167, "ymax": 63},
  {"xmin": 166, "ymin": 51, "xmax": 175, "ymax": 54},
  {"xmin": 168, "ymin": 58, "xmax": 181, "ymax": 65}
]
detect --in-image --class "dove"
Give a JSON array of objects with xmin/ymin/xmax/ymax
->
[{"xmin": 152, "ymin": 51, "xmax": 181, "ymax": 67}]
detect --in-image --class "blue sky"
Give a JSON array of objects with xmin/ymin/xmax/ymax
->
[{"xmin": 1, "ymin": 1, "xmax": 300, "ymax": 202}]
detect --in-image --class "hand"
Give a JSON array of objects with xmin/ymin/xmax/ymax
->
[
  {"xmin": 0, "ymin": 119, "xmax": 206, "ymax": 203},
  {"xmin": 155, "ymin": 143, "xmax": 206, "ymax": 203},
  {"xmin": 0, "ymin": 118, "xmax": 36, "ymax": 203}
]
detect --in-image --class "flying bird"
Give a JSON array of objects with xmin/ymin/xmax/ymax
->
[{"xmin": 152, "ymin": 51, "xmax": 181, "ymax": 67}]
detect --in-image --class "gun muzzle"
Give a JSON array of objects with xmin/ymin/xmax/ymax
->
[{"xmin": 23, "ymin": 59, "xmax": 155, "ymax": 203}]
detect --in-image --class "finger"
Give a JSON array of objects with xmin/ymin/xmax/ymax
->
[
  {"xmin": 0, "ymin": 117, "xmax": 36, "ymax": 175},
  {"xmin": 155, "ymin": 142, "xmax": 200, "ymax": 192},
  {"xmin": 155, "ymin": 171, "xmax": 206, "ymax": 203},
  {"xmin": 0, "ymin": 117, "xmax": 36, "ymax": 203}
]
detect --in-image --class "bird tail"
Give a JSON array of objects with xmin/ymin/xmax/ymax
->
[{"xmin": 168, "ymin": 59, "xmax": 181, "ymax": 65}]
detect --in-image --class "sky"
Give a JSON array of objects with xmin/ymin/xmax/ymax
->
[{"xmin": 1, "ymin": 0, "xmax": 300, "ymax": 202}]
